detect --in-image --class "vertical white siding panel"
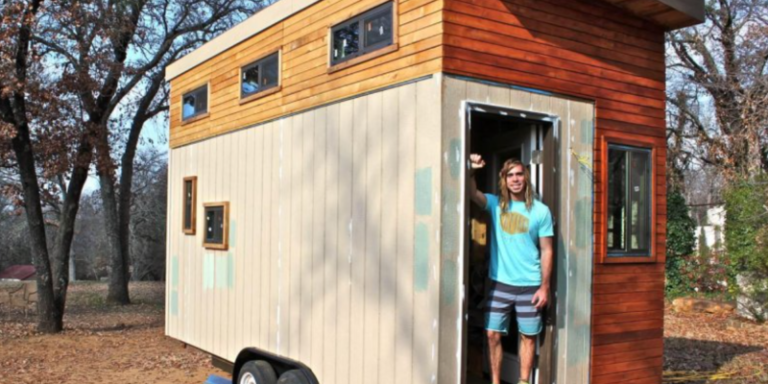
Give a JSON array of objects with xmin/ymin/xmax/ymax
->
[
  {"xmin": 271, "ymin": 121, "xmax": 282, "ymax": 353},
  {"xmin": 364, "ymin": 91, "xmax": 383, "ymax": 382},
  {"xmin": 562, "ymin": 100, "xmax": 593, "ymax": 384},
  {"xmin": 221, "ymin": 132, "xmax": 233, "ymax": 359},
  {"xmin": 196, "ymin": 141, "xmax": 205, "ymax": 349},
  {"xmin": 242, "ymin": 127, "xmax": 256, "ymax": 349},
  {"xmin": 261, "ymin": 123, "xmax": 274, "ymax": 350},
  {"xmin": 252, "ymin": 126, "xmax": 265, "ymax": 349},
  {"xmin": 311, "ymin": 108, "xmax": 328, "ymax": 374},
  {"xmin": 288, "ymin": 113, "xmax": 304, "ymax": 360},
  {"xmin": 349, "ymin": 95, "xmax": 368, "ymax": 384},
  {"xmin": 279, "ymin": 118, "xmax": 293, "ymax": 356},
  {"xmin": 188, "ymin": 144, "xmax": 199, "ymax": 345},
  {"xmin": 414, "ymin": 78, "xmax": 440, "ymax": 384},
  {"xmin": 201, "ymin": 137, "xmax": 211, "ymax": 354},
  {"xmin": 300, "ymin": 111, "xmax": 315, "ymax": 365},
  {"xmin": 323, "ymin": 103, "xmax": 340, "ymax": 383},
  {"xmin": 437, "ymin": 76, "xmax": 467, "ymax": 384},
  {"xmin": 165, "ymin": 149, "xmax": 172, "ymax": 338},
  {"xmin": 177, "ymin": 147, "xmax": 186, "ymax": 339},
  {"xmin": 425, "ymin": 78, "xmax": 443, "ymax": 384},
  {"xmin": 167, "ymin": 148, "xmax": 177, "ymax": 338},
  {"xmin": 335, "ymin": 99, "xmax": 354, "ymax": 384},
  {"xmin": 232, "ymin": 129, "xmax": 246, "ymax": 360},
  {"xmin": 379, "ymin": 86, "xmax": 399, "ymax": 384},
  {"xmin": 395, "ymin": 83, "xmax": 416, "ymax": 384}
]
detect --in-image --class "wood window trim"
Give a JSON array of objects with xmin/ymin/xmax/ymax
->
[
  {"xmin": 327, "ymin": 0, "xmax": 398, "ymax": 73},
  {"xmin": 180, "ymin": 82, "xmax": 210, "ymax": 124},
  {"xmin": 239, "ymin": 49, "xmax": 282, "ymax": 105},
  {"xmin": 182, "ymin": 176, "xmax": 197, "ymax": 235},
  {"xmin": 203, "ymin": 202, "xmax": 229, "ymax": 251},
  {"xmin": 599, "ymin": 133, "xmax": 658, "ymax": 264}
]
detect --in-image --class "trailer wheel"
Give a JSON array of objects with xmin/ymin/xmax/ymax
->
[
  {"xmin": 238, "ymin": 360, "xmax": 277, "ymax": 384},
  {"xmin": 276, "ymin": 369, "xmax": 309, "ymax": 384}
]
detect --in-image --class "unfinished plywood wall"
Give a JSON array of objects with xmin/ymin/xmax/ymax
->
[
  {"xmin": 166, "ymin": 75, "xmax": 443, "ymax": 384},
  {"xmin": 438, "ymin": 75, "xmax": 594, "ymax": 384}
]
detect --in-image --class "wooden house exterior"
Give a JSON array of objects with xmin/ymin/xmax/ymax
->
[{"xmin": 164, "ymin": 1, "xmax": 704, "ymax": 383}]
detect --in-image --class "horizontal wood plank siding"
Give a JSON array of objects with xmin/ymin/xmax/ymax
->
[
  {"xmin": 169, "ymin": 0, "xmax": 445, "ymax": 148},
  {"xmin": 441, "ymin": 0, "xmax": 666, "ymax": 382}
]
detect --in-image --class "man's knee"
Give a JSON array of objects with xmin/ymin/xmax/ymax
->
[
  {"xmin": 487, "ymin": 330, "xmax": 502, "ymax": 346},
  {"xmin": 520, "ymin": 333, "xmax": 537, "ymax": 346}
]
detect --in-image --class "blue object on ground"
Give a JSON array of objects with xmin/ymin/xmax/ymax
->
[{"xmin": 205, "ymin": 375, "xmax": 231, "ymax": 384}]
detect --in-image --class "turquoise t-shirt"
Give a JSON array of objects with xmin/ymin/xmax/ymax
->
[{"xmin": 484, "ymin": 193, "xmax": 554, "ymax": 287}]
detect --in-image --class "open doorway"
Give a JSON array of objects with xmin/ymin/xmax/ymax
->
[{"xmin": 464, "ymin": 104, "xmax": 557, "ymax": 384}]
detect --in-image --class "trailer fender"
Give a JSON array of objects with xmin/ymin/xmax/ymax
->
[{"xmin": 233, "ymin": 348, "xmax": 319, "ymax": 384}]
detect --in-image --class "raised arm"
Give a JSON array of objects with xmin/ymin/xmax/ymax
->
[{"xmin": 469, "ymin": 153, "xmax": 488, "ymax": 208}]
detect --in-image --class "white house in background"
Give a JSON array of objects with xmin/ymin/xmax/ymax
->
[{"xmin": 695, "ymin": 205, "xmax": 726, "ymax": 251}]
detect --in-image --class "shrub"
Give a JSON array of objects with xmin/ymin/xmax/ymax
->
[
  {"xmin": 665, "ymin": 189, "xmax": 697, "ymax": 296},
  {"xmin": 723, "ymin": 177, "xmax": 768, "ymax": 321}
]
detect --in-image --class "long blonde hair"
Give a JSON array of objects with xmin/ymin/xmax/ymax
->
[{"xmin": 498, "ymin": 159, "xmax": 533, "ymax": 212}]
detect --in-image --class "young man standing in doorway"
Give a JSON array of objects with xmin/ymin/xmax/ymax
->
[{"xmin": 469, "ymin": 154, "xmax": 554, "ymax": 384}]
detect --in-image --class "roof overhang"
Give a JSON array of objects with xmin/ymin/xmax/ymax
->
[
  {"xmin": 598, "ymin": 0, "xmax": 705, "ymax": 30},
  {"xmin": 166, "ymin": 0, "xmax": 321, "ymax": 82}
]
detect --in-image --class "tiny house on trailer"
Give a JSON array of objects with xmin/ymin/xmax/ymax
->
[{"xmin": 164, "ymin": 1, "xmax": 703, "ymax": 383}]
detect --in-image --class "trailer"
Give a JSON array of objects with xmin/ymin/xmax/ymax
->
[{"xmin": 164, "ymin": 1, "xmax": 704, "ymax": 383}]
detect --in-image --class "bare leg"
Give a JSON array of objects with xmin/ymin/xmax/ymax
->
[
  {"xmin": 519, "ymin": 334, "xmax": 537, "ymax": 383},
  {"xmin": 487, "ymin": 330, "xmax": 503, "ymax": 384}
]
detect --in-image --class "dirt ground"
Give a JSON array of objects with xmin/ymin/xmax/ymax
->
[
  {"xmin": 0, "ymin": 282, "xmax": 224, "ymax": 384},
  {"xmin": 1, "ymin": 282, "xmax": 767, "ymax": 384}
]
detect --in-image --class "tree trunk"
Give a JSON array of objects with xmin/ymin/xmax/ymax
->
[
  {"xmin": 117, "ymin": 116, "xmax": 142, "ymax": 287},
  {"xmin": 51, "ymin": 136, "xmax": 94, "ymax": 314},
  {"xmin": 11, "ymin": 121, "xmax": 61, "ymax": 333},
  {"xmin": 102, "ymin": 171, "xmax": 131, "ymax": 304}
]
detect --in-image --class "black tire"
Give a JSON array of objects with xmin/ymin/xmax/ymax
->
[
  {"xmin": 276, "ymin": 369, "xmax": 310, "ymax": 384},
  {"xmin": 238, "ymin": 360, "xmax": 277, "ymax": 384}
]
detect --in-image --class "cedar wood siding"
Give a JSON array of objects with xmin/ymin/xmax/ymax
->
[
  {"xmin": 441, "ymin": 0, "xmax": 667, "ymax": 382},
  {"xmin": 168, "ymin": 0, "xmax": 445, "ymax": 148}
]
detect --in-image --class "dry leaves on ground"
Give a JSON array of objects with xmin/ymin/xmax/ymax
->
[
  {"xmin": 664, "ymin": 306, "xmax": 768, "ymax": 383},
  {"xmin": 0, "ymin": 282, "xmax": 219, "ymax": 384}
]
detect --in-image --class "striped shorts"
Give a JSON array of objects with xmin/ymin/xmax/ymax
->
[{"xmin": 484, "ymin": 280, "xmax": 542, "ymax": 336}]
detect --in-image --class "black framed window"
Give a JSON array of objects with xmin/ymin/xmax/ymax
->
[
  {"xmin": 182, "ymin": 85, "xmax": 208, "ymax": 121},
  {"xmin": 607, "ymin": 144, "xmax": 652, "ymax": 256},
  {"xmin": 331, "ymin": 2, "xmax": 393, "ymax": 65},
  {"xmin": 241, "ymin": 52, "xmax": 280, "ymax": 98},
  {"xmin": 203, "ymin": 202, "xmax": 229, "ymax": 250}
]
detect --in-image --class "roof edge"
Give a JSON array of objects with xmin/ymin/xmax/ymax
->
[
  {"xmin": 166, "ymin": 0, "xmax": 321, "ymax": 82},
  {"xmin": 659, "ymin": 0, "xmax": 706, "ymax": 24}
]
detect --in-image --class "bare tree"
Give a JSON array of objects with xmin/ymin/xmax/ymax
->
[
  {"xmin": 34, "ymin": 0, "xmax": 265, "ymax": 304},
  {"xmin": 0, "ymin": 0, "xmax": 69, "ymax": 332},
  {"xmin": 128, "ymin": 148, "xmax": 167, "ymax": 281},
  {"xmin": 667, "ymin": 0, "xmax": 768, "ymax": 182}
]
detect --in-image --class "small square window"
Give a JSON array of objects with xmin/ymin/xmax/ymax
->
[
  {"xmin": 241, "ymin": 52, "xmax": 280, "ymax": 99},
  {"xmin": 183, "ymin": 177, "xmax": 197, "ymax": 234},
  {"xmin": 182, "ymin": 85, "xmax": 208, "ymax": 121},
  {"xmin": 330, "ymin": 2, "xmax": 393, "ymax": 66},
  {"xmin": 607, "ymin": 144, "xmax": 652, "ymax": 257},
  {"xmin": 203, "ymin": 202, "xmax": 229, "ymax": 250}
]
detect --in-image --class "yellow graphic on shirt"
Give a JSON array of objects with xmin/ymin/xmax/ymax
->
[{"xmin": 500, "ymin": 211, "xmax": 529, "ymax": 235}]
